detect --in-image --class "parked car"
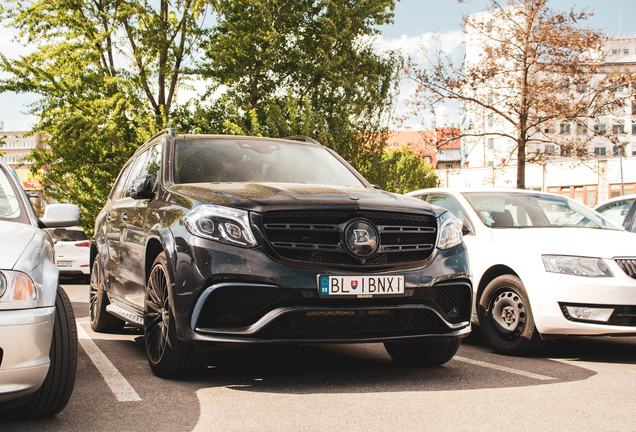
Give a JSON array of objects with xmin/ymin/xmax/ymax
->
[
  {"xmin": 406, "ymin": 187, "xmax": 636, "ymax": 356},
  {"xmin": 0, "ymin": 162, "xmax": 78, "ymax": 417},
  {"xmin": 46, "ymin": 226, "xmax": 91, "ymax": 283},
  {"xmin": 595, "ymin": 194, "xmax": 636, "ymax": 232},
  {"xmin": 90, "ymin": 129, "xmax": 472, "ymax": 378}
]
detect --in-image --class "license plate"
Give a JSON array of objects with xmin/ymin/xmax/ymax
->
[
  {"xmin": 318, "ymin": 275, "xmax": 405, "ymax": 298},
  {"xmin": 57, "ymin": 261, "xmax": 73, "ymax": 268}
]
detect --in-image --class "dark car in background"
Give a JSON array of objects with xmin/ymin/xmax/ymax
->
[{"xmin": 90, "ymin": 129, "xmax": 472, "ymax": 378}]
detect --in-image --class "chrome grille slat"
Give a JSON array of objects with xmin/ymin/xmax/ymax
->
[{"xmin": 615, "ymin": 258, "xmax": 636, "ymax": 279}]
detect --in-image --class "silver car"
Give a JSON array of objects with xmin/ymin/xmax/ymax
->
[{"xmin": 0, "ymin": 163, "xmax": 79, "ymax": 417}]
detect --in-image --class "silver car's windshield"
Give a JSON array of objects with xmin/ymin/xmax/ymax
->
[
  {"xmin": 0, "ymin": 166, "xmax": 28, "ymax": 224},
  {"xmin": 174, "ymin": 139, "xmax": 366, "ymax": 188},
  {"xmin": 462, "ymin": 191, "xmax": 619, "ymax": 230}
]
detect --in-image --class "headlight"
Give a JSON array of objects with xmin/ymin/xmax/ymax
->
[
  {"xmin": 437, "ymin": 211, "xmax": 464, "ymax": 250},
  {"xmin": 0, "ymin": 271, "xmax": 38, "ymax": 303},
  {"xmin": 184, "ymin": 205, "xmax": 258, "ymax": 248},
  {"xmin": 542, "ymin": 255, "xmax": 613, "ymax": 277}
]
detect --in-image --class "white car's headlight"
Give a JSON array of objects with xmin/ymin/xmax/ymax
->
[
  {"xmin": 542, "ymin": 255, "xmax": 613, "ymax": 277},
  {"xmin": 0, "ymin": 271, "xmax": 38, "ymax": 304},
  {"xmin": 184, "ymin": 205, "xmax": 258, "ymax": 248},
  {"xmin": 437, "ymin": 211, "xmax": 464, "ymax": 250}
]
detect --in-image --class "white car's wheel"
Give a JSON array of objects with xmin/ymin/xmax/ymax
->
[{"xmin": 478, "ymin": 275, "xmax": 544, "ymax": 356}]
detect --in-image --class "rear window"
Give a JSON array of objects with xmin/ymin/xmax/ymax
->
[{"xmin": 48, "ymin": 228, "xmax": 88, "ymax": 242}]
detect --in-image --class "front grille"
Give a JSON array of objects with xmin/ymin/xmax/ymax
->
[
  {"xmin": 261, "ymin": 210, "xmax": 437, "ymax": 266},
  {"xmin": 258, "ymin": 309, "xmax": 448, "ymax": 340},
  {"xmin": 193, "ymin": 282, "xmax": 471, "ymax": 330},
  {"xmin": 615, "ymin": 259, "xmax": 636, "ymax": 279}
]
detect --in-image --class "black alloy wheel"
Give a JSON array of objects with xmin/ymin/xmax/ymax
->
[
  {"xmin": 478, "ymin": 274, "xmax": 543, "ymax": 356},
  {"xmin": 89, "ymin": 258, "xmax": 124, "ymax": 333},
  {"xmin": 143, "ymin": 253, "xmax": 209, "ymax": 378}
]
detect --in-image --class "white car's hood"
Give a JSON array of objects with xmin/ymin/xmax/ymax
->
[
  {"xmin": 490, "ymin": 227, "xmax": 636, "ymax": 259},
  {"xmin": 0, "ymin": 222, "xmax": 36, "ymax": 270}
]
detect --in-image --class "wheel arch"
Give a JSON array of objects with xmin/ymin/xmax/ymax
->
[{"xmin": 476, "ymin": 265, "xmax": 520, "ymax": 305}]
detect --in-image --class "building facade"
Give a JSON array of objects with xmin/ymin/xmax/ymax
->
[{"xmin": 0, "ymin": 129, "xmax": 46, "ymax": 208}]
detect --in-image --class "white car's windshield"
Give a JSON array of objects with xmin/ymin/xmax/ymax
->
[
  {"xmin": 462, "ymin": 191, "xmax": 619, "ymax": 230},
  {"xmin": 174, "ymin": 138, "xmax": 366, "ymax": 188}
]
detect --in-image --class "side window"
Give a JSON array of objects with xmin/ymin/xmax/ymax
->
[
  {"xmin": 427, "ymin": 194, "xmax": 466, "ymax": 220},
  {"xmin": 143, "ymin": 143, "xmax": 163, "ymax": 189},
  {"xmin": 111, "ymin": 162, "xmax": 135, "ymax": 201},
  {"xmin": 123, "ymin": 151, "xmax": 150, "ymax": 198}
]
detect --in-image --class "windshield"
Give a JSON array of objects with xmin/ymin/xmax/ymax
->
[
  {"xmin": 174, "ymin": 138, "xmax": 366, "ymax": 188},
  {"xmin": 47, "ymin": 228, "xmax": 88, "ymax": 242},
  {"xmin": 0, "ymin": 165, "xmax": 28, "ymax": 224},
  {"xmin": 462, "ymin": 191, "xmax": 619, "ymax": 230}
]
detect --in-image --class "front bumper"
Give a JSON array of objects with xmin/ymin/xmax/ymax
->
[
  {"xmin": 0, "ymin": 307, "xmax": 54, "ymax": 403},
  {"xmin": 169, "ymin": 230, "xmax": 472, "ymax": 345},
  {"xmin": 522, "ymin": 262, "xmax": 636, "ymax": 336}
]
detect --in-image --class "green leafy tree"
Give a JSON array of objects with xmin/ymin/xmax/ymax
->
[
  {"xmin": 0, "ymin": 0, "xmax": 209, "ymax": 231},
  {"xmin": 193, "ymin": 0, "xmax": 401, "ymax": 180},
  {"xmin": 373, "ymin": 148, "xmax": 438, "ymax": 194}
]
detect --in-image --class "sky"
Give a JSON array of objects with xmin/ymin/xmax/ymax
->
[{"xmin": 1, "ymin": 0, "xmax": 635, "ymax": 132}]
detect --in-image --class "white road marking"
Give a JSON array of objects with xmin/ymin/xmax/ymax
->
[
  {"xmin": 76, "ymin": 321, "xmax": 142, "ymax": 401},
  {"xmin": 454, "ymin": 356, "xmax": 556, "ymax": 380}
]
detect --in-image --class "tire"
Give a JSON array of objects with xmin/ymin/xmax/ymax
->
[
  {"xmin": 384, "ymin": 338, "xmax": 461, "ymax": 366},
  {"xmin": 144, "ymin": 253, "xmax": 209, "ymax": 378},
  {"xmin": 89, "ymin": 258, "xmax": 125, "ymax": 333},
  {"xmin": 13, "ymin": 286, "xmax": 78, "ymax": 417},
  {"xmin": 477, "ymin": 275, "xmax": 544, "ymax": 356}
]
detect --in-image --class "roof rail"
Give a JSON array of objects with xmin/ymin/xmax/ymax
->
[
  {"xmin": 283, "ymin": 135, "xmax": 320, "ymax": 145},
  {"xmin": 147, "ymin": 127, "xmax": 176, "ymax": 143}
]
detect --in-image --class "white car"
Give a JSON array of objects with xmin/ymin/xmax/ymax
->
[
  {"xmin": 0, "ymin": 162, "xmax": 78, "ymax": 417},
  {"xmin": 406, "ymin": 187, "xmax": 636, "ymax": 356},
  {"xmin": 46, "ymin": 226, "xmax": 90, "ymax": 283}
]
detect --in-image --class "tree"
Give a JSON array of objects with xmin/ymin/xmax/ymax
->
[
  {"xmin": 407, "ymin": 0, "xmax": 634, "ymax": 189},
  {"xmin": 192, "ymin": 0, "xmax": 402, "ymax": 181},
  {"xmin": 374, "ymin": 148, "xmax": 439, "ymax": 194},
  {"xmin": 0, "ymin": 0, "xmax": 210, "ymax": 231}
]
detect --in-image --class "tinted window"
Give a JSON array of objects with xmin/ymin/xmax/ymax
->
[
  {"xmin": 174, "ymin": 139, "xmax": 365, "ymax": 188},
  {"xmin": 111, "ymin": 161, "xmax": 135, "ymax": 200},
  {"xmin": 123, "ymin": 150, "xmax": 150, "ymax": 198},
  {"xmin": 47, "ymin": 228, "xmax": 88, "ymax": 241},
  {"xmin": 596, "ymin": 199, "xmax": 634, "ymax": 227},
  {"xmin": 144, "ymin": 143, "xmax": 163, "ymax": 189}
]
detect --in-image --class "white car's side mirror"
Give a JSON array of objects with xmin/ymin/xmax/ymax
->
[{"xmin": 40, "ymin": 204, "xmax": 80, "ymax": 228}]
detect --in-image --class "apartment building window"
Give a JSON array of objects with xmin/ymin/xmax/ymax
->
[
  {"xmin": 612, "ymin": 48, "xmax": 618, "ymax": 55},
  {"xmin": 594, "ymin": 124, "xmax": 606, "ymax": 134},
  {"xmin": 632, "ymin": 101, "xmax": 636, "ymax": 115},
  {"xmin": 613, "ymin": 124, "xmax": 625, "ymax": 135},
  {"xmin": 488, "ymin": 93, "xmax": 494, "ymax": 104},
  {"xmin": 488, "ymin": 161, "xmax": 494, "ymax": 167},
  {"xmin": 594, "ymin": 147, "xmax": 606, "ymax": 156},
  {"xmin": 576, "ymin": 83, "xmax": 588, "ymax": 93},
  {"xmin": 446, "ymin": 164, "xmax": 453, "ymax": 169},
  {"xmin": 486, "ymin": 21, "xmax": 493, "ymax": 32},
  {"xmin": 560, "ymin": 123, "xmax": 570, "ymax": 134},
  {"xmin": 394, "ymin": 142, "xmax": 398, "ymax": 147},
  {"xmin": 488, "ymin": 114, "xmax": 494, "ymax": 127},
  {"xmin": 545, "ymin": 145, "xmax": 555, "ymax": 154},
  {"xmin": 548, "ymin": 185, "xmax": 597, "ymax": 206},
  {"xmin": 633, "ymin": 123, "xmax": 636, "ymax": 135},
  {"xmin": 488, "ymin": 138, "xmax": 494, "ymax": 149},
  {"xmin": 625, "ymin": 49, "xmax": 630, "ymax": 55},
  {"xmin": 3, "ymin": 140, "xmax": 16, "ymax": 149},
  {"xmin": 576, "ymin": 123, "xmax": 587, "ymax": 135},
  {"xmin": 544, "ymin": 125, "xmax": 555, "ymax": 134},
  {"xmin": 613, "ymin": 145, "xmax": 625, "ymax": 156}
]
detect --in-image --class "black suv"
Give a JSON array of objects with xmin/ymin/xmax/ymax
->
[{"xmin": 90, "ymin": 129, "xmax": 472, "ymax": 377}]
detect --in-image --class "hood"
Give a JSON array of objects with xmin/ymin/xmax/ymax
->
[
  {"xmin": 167, "ymin": 183, "xmax": 439, "ymax": 216},
  {"xmin": 490, "ymin": 227, "xmax": 636, "ymax": 259},
  {"xmin": 0, "ymin": 222, "xmax": 36, "ymax": 270}
]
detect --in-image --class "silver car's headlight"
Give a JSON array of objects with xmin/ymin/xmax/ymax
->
[
  {"xmin": 0, "ymin": 270, "xmax": 38, "ymax": 306},
  {"xmin": 542, "ymin": 255, "xmax": 613, "ymax": 277},
  {"xmin": 437, "ymin": 211, "xmax": 464, "ymax": 250},
  {"xmin": 184, "ymin": 205, "xmax": 258, "ymax": 248}
]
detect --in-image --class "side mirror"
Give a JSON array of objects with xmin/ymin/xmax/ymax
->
[
  {"xmin": 371, "ymin": 184, "xmax": 382, "ymax": 190},
  {"xmin": 462, "ymin": 219, "xmax": 473, "ymax": 236},
  {"xmin": 130, "ymin": 175, "xmax": 155, "ymax": 199},
  {"xmin": 40, "ymin": 204, "xmax": 80, "ymax": 228}
]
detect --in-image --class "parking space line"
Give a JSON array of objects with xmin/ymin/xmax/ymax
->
[
  {"xmin": 76, "ymin": 321, "xmax": 142, "ymax": 401},
  {"xmin": 454, "ymin": 356, "xmax": 556, "ymax": 380}
]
